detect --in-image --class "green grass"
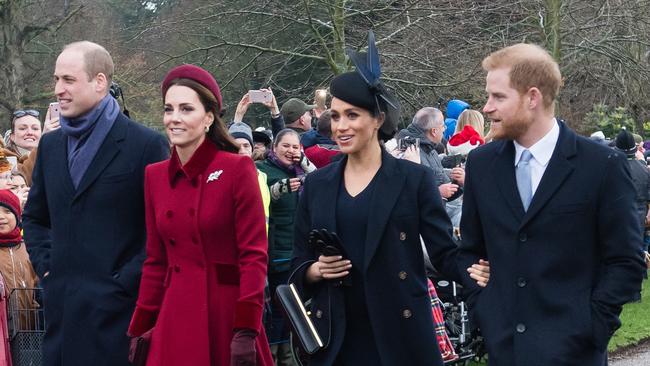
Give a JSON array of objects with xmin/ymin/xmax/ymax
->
[
  {"xmin": 608, "ymin": 276, "xmax": 650, "ymax": 352},
  {"xmin": 462, "ymin": 277, "xmax": 650, "ymax": 365}
]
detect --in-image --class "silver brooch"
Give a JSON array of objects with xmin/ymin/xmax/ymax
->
[{"xmin": 207, "ymin": 170, "xmax": 223, "ymax": 183}]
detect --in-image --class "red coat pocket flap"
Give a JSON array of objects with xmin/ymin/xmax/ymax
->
[{"xmin": 215, "ymin": 263, "xmax": 240, "ymax": 285}]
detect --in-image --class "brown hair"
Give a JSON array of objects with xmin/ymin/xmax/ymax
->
[
  {"xmin": 274, "ymin": 129, "xmax": 301, "ymax": 148},
  {"xmin": 482, "ymin": 43, "xmax": 562, "ymax": 109},
  {"xmin": 164, "ymin": 78, "xmax": 239, "ymax": 153},
  {"xmin": 64, "ymin": 41, "xmax": 114, "ymax": 83},
  {"xmin": 456, "ymin": 110, "xmax": 485, "ymax": 137}
]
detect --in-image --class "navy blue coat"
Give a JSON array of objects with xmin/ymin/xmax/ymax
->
[
  {"xmin": 457, "ymin": 121, "xmax": 646, "ymax": 366},
  {"xmin": 23, "ymin": 113, "xmax": 169, "ymax": 366},
  {"xmin": 291, "ymin": 150, "xmax": 460, "ymax": 366}
]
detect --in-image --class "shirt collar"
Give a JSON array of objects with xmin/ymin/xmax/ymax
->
[
  {"xmin": 168, "ymin": 138, "xmax": 218, "ymax": 186},
  {"xmin": 514, "ymin": 118, "xmax": 560, "ymax": 167}
]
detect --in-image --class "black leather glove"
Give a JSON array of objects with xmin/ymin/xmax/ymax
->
[{"xmin": 230, "ymin": 328, "xmax": 257, "ymax": 366}]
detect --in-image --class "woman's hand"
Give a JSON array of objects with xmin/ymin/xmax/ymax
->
[
  {"xmin": 261, "ymin": 88, "xmax": 280, "ymax": 117},
  {"xmin": 233, "ymin": 94, "xmax": 252, "ymax": 123},
  {"xmin": 467, "ymin": 259, "xmax": 490, "ymax": 287},
  {"xmin": 306, "ymin": 255, "xmax": 351, "ymax": 284},
  {"xmin": 402, "ymin": 145, "xmax": 421, "ymax": 164},
  {"xmin": 288, "ymin": 177, "xmax": 301, "ymax": 192}
]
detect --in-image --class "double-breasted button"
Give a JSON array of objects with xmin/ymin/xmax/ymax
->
[
  {"xmin": 398, "ymin": 271, "xmax": 408, "ymax": 280},
  {"xmin": 517, "ymin": 277, "xmax": 527, "ymax": 288},
  {"xmin": 191, "ymin": 178, "xmax": 198, "ymax": 187},
  {"xmin": 169, "ymin": 239, "xmax": 176, "ymax": 246},
  {"xmin": 402, "ymin": 309, "xmax": 412, "ymax": 319},
  {"xmin": 516, "ymin": 323, "xmax": 526, "ymax": 333},
  {"xmin": 192, "ymin": 237, "xmax": 199, "ymax": 245},
  {"xmin": 199, "ymin": 262, "xmax": 205, "ymax": 269},
  {"xmin": 315, "ymin": 310, "xmax": 323, "ymax": 319},
  {"xmin": 519, "ymin": 233, "xmax": 528, "ymax": 242},
  {"xmin": 166, "ymin": 210, "xmax": 173, "ymax": 218},
  {"xmin": 174, "ymin": 265, "xmax": 180, "ymax": 273},
  {"xmin": 112, "ymin": 272, "xmax": 120, "ymax": 279},
  {"xmin": 399, "ymin": 232, "xmax": 407, "ymax": 241},
  {"xmin": 189, "ymin": 208, "xmax": 195, "ymax": 217}
]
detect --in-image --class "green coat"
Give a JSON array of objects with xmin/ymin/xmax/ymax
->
[{"xmin": 256, "ymin": 159, "xmax": 298, "ymax": 273}]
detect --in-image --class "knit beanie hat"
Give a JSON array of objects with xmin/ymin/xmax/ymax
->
[
  {"xmin": 615, "ymin": 129, "xmax": 637, "ymax": 156},
  {"xmin": 228, "ymin": 122, "xmax": 254, "ymax": 146},
  {"xmin": 0, "ymin": 189, "xmax": 20, "ymax": 223},
  {"xmin": 447, "ymin": 125, "xmax": 484, "ymax": 156},
  {"xmin": 162, "ymin": 64, "xmax": 222, "ymax": 112}
]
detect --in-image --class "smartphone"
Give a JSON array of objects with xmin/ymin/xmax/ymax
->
[
  {"xmin": 248, "ymin": 90, "xmax": 272, "ymax": 103},
  {"xmin": 6, "ymin": 156, "xmax": 17, "ymax": 170},
  {"xmin": 48, "ymin": 102, "xmax": 60, "ymax": 119}
]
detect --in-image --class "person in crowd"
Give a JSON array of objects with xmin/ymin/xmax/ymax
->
[
  {"xmin": 128, "ymin": 65, "xmax": 274, "ymax": 366},
  {"xmin": 455, "ymin": 109, "xmax": 485, "ymax": 138},
  {"xmin": 280, "ymin": 98, "xmax": 315, "ymax": 138},
  {"xmin": 233, "ymin": 88, "xmax": 286, "ymax": 141},
  {"xmin": 313, "ymin": 88, "xmax": 328, "ymax": 118},
  {"xmin": 253, "ymin": 128, "xmax": 273, "ymax": 161},
  {"xmin": 457, "ymin": 43, "xmax": 646, "ymax": 365},
  {"xmin": 302, "ymin": 110, "xmax": 340, "ymax": 168},
  {"xmin": 394, "ymin": 107, "xmax": 460, "ymax": 202},
  {"xmin": 442, "ymin": 99, "xmax": 469, "ymax": 140},
  {"xmin": 0, "ymin": 155, "xmax": 12, "ymax": 191},
  {"xmin": 9, "ymin": 171, "xmax": 29, "ymax": 210},
  {"xmin": 256, "ymin": 128, "xmax": 315, "ymax": 365},
  {"xmin": 229, "ymin": 121, "xmax": 271, "ymax": 232},
  {"xmin": 23, "ymin": 41, "xmax": 170, "ymax": 366},
  {"xmin": 633, "ymin": 133, "xmax": 646, "ymax": 162},
  {"xmin": 6, "ymin": 109, "xmax": 41, "ymax": 159},
  {"xmin": 290, "ymin": 32, "xmax": 463, "ymax": 366},
  {"xmin": 0, "ymin": 189, "xmax": 39, "ymax": 330}
]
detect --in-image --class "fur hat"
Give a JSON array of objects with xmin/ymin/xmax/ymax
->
[
  {"xmin": 447, "ymin": 125, "xmax": 484, "ymax": 156},
  {"xmin": 162, "ymin": 64, "xmax": 222, "ymax": 112}
]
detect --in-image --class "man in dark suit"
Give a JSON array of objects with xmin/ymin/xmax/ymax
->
[
  {"xmin": 23, "ymin": 41, "xmax": 169, "ymax": 366},
  {"xmin": 458, "ymin": 43, "xmax": 646, "ymax": 365}
]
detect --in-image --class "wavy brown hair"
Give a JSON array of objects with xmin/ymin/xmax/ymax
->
[{"xmin": 164, "ymin": 78, "xmax": 239, "ymax": 153}]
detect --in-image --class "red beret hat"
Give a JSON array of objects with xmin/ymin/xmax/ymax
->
[{"xmin": 161, "ymin": 64, "xmax": 222, "ymax": 112}]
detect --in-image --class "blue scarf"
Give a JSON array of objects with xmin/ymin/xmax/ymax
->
[{"xmin": 59, "ymin": 95, "xmax": 120, "ymax": 188}]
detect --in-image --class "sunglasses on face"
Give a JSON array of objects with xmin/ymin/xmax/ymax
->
[{"xmin": 12, "ymin": 109, "xmax": 40, "ymax": 119}]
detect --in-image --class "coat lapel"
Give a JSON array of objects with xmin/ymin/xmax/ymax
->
[
  {"xmin": 363, "ymin": 151, "xmax": 405, "ymax": 272},
  {"xmin": 520, "ymin": 122, "xmax": 576, "ymax": 228},
  {"xmin": 494, "ymin": 141, "xmax": 526, "ymax": 219},
  {"xmin": 51, "ymin": 130, "xmax": 76, "ymax": 198},
  {"xmin": 73, "ymin": 116, "xmax": 127, "ymax": 201},
  {"xmin": 316, "ymin": 156, "xmax": 344, "ymax": 234}
]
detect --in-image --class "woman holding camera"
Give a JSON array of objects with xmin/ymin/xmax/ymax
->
[
  {"xmin": 289, "ymin": 33, "xmax": 469, "ymax": 366},
  {"xmin": 128, "ymin": 64, "xmax": 273, "ymax": 366},
  {"xmin": 256, "ymin": 128, "xmax": 314, "ymax": 364}
]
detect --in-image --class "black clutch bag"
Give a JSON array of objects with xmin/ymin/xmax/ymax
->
[{"xmin": 276, "ymin": 283, "xmax": 324, "ymax": 354}]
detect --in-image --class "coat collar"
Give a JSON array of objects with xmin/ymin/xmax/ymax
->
[
  {"xmin": 493, "ymin": 120, "xmax": 577, "ymax": 224},
  {"xmin": 168, "ymin": 138, "xmax": 218, "ymax": 186}
]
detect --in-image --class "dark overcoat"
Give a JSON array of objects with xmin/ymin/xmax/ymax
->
[
  {"xmin": 23, "ymin": 113, "xmax": 169, "ymax": 366},
  {"xmin": 291, "ymin": 150, "xmax": 460, "ymax": 366},
  {"xmin": 457, "ymin": 121, "xmax": 646, "ymax": 366}
]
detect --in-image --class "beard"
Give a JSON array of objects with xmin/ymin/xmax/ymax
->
[{"xmin": 491, "ymin": 102, "xmax": 533, "ymax": 141}]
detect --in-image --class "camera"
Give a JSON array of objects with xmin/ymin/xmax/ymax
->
[{"xmin": 398, "ymin": 136, "xmax": 419, "ymax": 151}]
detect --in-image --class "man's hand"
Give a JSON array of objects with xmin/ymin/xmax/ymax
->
[
  {"xmin": 261, "ymin": 88, "xmax": 280, "ymax": 117},
  {"xmin": 439, "ymin": 183, "xmax": 459, "ymax": 199},
  {"xmin": 450, "ymin": 167, "xmax": 465, "ymax": 186}
]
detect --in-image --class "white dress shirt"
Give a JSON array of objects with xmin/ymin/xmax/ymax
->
[{"xmin": 513, "ymin": 119, "xmax": 560, "ymax": 195}]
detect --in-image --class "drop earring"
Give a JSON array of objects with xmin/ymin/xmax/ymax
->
[{"xmin": 205, "ymin": 125, "xmax": 210, "ymax": 133}]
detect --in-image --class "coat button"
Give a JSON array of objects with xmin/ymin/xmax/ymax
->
[
  {"xmin": 192, "ymin": 237, "xmax": 199, "ymax": 245},
  {"xmin": 316, "ymin": 310, "xmax": 323, "ymax": 319},
  {"xmin": 191, "ymin": 178, "xmax": 198, "ymax": 187},
  {"xmin": 402, "ymin": 309, "xmax": 412, "ymax": 319},
  {"xmin": 399, "ymin": 232, "xmax": 407, "ymax": 241},
  {"xmin": 112, "ymin": 272, "xmax": 120, "ymax": 279},
  {"xmin": 398, "ymin": 271, "xmax": 407, "ymax": 280},
  {"xmin": 174, "ymin": 265, "xmax": 180, "ymax": 273},
  {"xmin": 516, "ymin": 323, "xmax": 526, "ymax": 333},
  {"xmin": 189, "ymin": 208, "xmax": 195, "ymax": 217},
  {"xmin": 519, "ymin": 233, "xmax": 527, "ymax": 242},
  {"xmin": 517, "ymin": 277, "xmax": 527, "ymax": 288},
  {"xmin": 169, "ymin": 239, "xmax": 176, "ymax": 246},
  {"xmin": 166, "ymin": 210, "xmax": 173, "ymax": 218}
]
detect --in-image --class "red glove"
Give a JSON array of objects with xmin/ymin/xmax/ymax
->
[{"xmin": 230, "ymin": 329, "xmax": 257, "ymax": 366}]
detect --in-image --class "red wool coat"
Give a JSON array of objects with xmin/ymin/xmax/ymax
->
[{"xmin": 128, "ymin": 140, "xmax": 273, "ymax": 366}]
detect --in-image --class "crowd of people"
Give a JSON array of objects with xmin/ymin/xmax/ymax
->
[{"xmin": 0, "ymin": 33, "xmax": 644, "ymax": 366}]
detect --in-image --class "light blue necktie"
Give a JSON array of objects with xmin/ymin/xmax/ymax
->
[{"xmin": 516, "ymin": 150, "xmax": 533, "ymax": 211}]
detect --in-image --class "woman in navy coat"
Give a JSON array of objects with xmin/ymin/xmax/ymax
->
[{"xmin": 290, "ymin": 36, "xmax": 462, "ymax": 366}]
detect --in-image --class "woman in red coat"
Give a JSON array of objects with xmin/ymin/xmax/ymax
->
[{"xmin": 128, "ymin": 64, "xmax": 274, "ymax": 366}]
